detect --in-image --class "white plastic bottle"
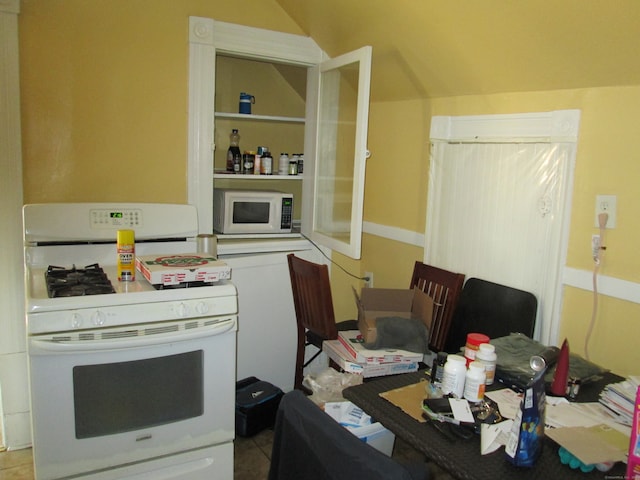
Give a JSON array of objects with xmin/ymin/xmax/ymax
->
[
  {"xmin": 475, "ymin": 343, "xmax": 497, "ymax": 385},
  {"xmin": 463, "ymin": 361, "xmax": 486, "ymax": 402},
  {"xmin": 279, "ymin": 153, "xmax": 289, "ymax": 175},
  {"xmin": 441, "ymin": 354, "xmax": 467, "ymax": 398}
]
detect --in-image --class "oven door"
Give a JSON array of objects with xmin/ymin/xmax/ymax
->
[{"xmin": 28, "ymin": 316, "xmax": 237, "ymax": 480}]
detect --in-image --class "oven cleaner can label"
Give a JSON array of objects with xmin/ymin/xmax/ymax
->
[{"xmin": 117, "ymin": 229, "xmax": 135, "ymax": 281}]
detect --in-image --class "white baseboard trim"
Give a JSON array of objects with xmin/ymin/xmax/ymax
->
[
  {"xmin": 563, "ymin": 267, "xmax": 640, "ymax": 304},
  {"xmin": 363, "ymin": 221, "xmax": 424, "ymax": 247}
]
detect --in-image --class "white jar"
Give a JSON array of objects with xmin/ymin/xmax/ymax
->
[
  {"xmin": 463, "ymin": 361, "xmax": 486, "ymax": 402},
  {"xmin": 441, "ymin": 354, "xmax": 467, "ymax": 398},
  {"xmin": 278, "ymin": 153, "xmax": 289, "ymax": 175},
  {"xmin": 475, "ymin": 343, "xmax": 497, "ymax": 385}
]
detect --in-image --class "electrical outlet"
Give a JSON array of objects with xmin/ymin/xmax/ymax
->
[
  {"xmin": 595, "ymin": 195, "xmax": 617, "ymax": 228},
  {"xmin": 591, "ymin": 234, "xmax": 600, "ymax": 259},
  {"xmin": 364, "ymin": 271, "xmax": 373, "ymax": 288}
]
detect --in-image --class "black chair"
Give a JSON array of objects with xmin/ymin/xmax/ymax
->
[
  {"xmin": 444, "ymin": 277, "xmax": 537, "ymax": 354},
  {"xmin": 268, "ymin": 390, "xmax": 430, "ymax": 480}
]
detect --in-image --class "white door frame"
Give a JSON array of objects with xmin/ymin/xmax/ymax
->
[{"xmin": 427, "ymin": 110, "xmax": 581, "ymax": 346}]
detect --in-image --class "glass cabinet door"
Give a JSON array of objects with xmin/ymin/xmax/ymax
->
[{"xmin": 307, "ymin": 46, "xmax": 371, "ymax": 259}]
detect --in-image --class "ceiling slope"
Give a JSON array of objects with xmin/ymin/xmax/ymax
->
[{"xmin": 276, "ymin": 0, "xmax": 640, "ymax": 101}]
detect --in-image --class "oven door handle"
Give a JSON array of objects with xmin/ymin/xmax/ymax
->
[{"xmin": 29, "ymin": 318, "xmax": 236, "ymax": 353}]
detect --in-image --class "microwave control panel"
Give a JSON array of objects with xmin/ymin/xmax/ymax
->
[{"xmin": 281, "ymin": 197, "xmax": 293, "ymax": 229}]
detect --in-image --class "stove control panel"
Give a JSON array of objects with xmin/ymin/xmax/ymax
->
[
  {"xmin": 27, "ymin": 294, "xmax": 238, "ymax": 335},
  {"xmin": 90, "ymin": 208, "xmax": 143, "ymax": 229}
]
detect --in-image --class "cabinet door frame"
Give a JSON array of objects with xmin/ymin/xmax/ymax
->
[
  {"xmin": 302, "ymin": 46, "xmax": 372, "ymax": 259},
  {"xmin": 187, "ymin": 17, "xmax": 370, "ymax": 259}
]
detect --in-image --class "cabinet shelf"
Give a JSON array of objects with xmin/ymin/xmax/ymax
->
[
  {"xmin": 215, "ymin": 112, "xmax": 305, "ymax": 124},
  {"xmin": 214, "ymin": 172, "xmax": 303, "ymax": 180}
]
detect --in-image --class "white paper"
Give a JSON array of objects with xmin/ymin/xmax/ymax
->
[
  {"xmin": 480, "ymin": 420, "xmax": 513, "ymax": 455},
  {"xmin": 450, "ymin": 398, "xmax": 475, "ymax": 423},
  {"xmin": 485, "ymin": 388, "xmax": 523, "ymax": 419},
  {"xmin": 324, "ymin": 401, "xmax": 372, "ymax": 427}
]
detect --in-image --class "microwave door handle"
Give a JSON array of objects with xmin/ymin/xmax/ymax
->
[{"xmin": 29, "ymin": 318, "xmax": 235, "ymax": 353}]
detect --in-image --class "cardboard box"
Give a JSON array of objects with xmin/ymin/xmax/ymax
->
[
  {"xmin": 347, "ymin": 422, "xmax": 396, "ymax": 456},
  {"xmin": 323, "ymin": 340, "xmax": 419, "ymax": 378},
  {"xmin": 336, "ymin": 331, "xmax": 423, "ymax": 364},
  {"xmin": 352, "ymin": 287, "xmax": 434, "ymax": 344},
  {"xmin": 135, "ymin": 253, "xmax": 231, "ymax": 286}
]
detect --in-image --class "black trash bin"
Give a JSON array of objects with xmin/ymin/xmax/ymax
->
[{"xmin": 235, "ymin": 377, "xmax": 284, "ymax": 437}]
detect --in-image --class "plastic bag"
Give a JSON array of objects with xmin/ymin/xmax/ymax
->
[{"xmin": 303, "ymin": 367, "xmax": 363, "ymax": 405}]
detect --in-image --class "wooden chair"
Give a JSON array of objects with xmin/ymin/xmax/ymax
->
[
  {"xmin": 409, "ymin": 261, "xmax": 465, "ymax": 352},
  {"xmin": 287, "ymin": 254, "xmax": 358, "ymax": 391},
  {"xmin": 444, "ymin": 277, "xmax": 538, "ymax": 354}
]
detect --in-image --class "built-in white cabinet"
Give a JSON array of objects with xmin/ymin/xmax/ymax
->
[{"xmin": 187, "ymin": 17, "xmax": 371, "ymax": 259}]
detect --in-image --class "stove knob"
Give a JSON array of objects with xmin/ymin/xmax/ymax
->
[
  {"xmin": 195, "ymin": 301, "xmax": 209, "ymax": 315},
  {"xmin": 176, "ymin": 302, "xmax": 190, "ymax": 317},
  {"xmin": 92, "ymin": 310, "xmax": 106, "ymax": 326},
  {"xmin": 71, "ymin": 313, "xmax": 83, "ymax": 329}
]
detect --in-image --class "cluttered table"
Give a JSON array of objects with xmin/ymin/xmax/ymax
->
[{"xmin": 343, "ymin": 370, "xmax": 628, "ymax": 480}]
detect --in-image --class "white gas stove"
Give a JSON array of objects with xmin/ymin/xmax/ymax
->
[{"xmin": 23, "ymin": 203, "xmax": 237, "ymax": 480}]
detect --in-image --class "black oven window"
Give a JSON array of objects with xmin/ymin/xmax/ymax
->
[
  {"xmin": 233, "ymin": 201, "xmax": 269, "ymax": 223},
  {"xmin": 73, "ymin": 350, "xmax": 204, "ymax": 439}
]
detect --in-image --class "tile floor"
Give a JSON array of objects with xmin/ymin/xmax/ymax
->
[{"xmin": 0, "ymin": 429, "xmax": 454, "ymax": 480}]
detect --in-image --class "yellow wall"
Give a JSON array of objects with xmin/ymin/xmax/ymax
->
[
  {"xmin": 19, "ymin": 0, "xmax": 304, "ymax": 204},
  {"xmin": 357, "ymin": 87, "xmax": 640, "ymax": 376},
  {"xmin": 18, "ymin": 1, "xmax": 639, "ymax": 376}
]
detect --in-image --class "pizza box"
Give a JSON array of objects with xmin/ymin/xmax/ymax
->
[
  {"xmin": 323, "ymin": 340, "xmax": 419, "ymax": 378},
  {"xmin": 135, "ymin": 253, "xmax": 231, "ymax": 286},
  {"xmin": 337, "ymin": 330, "xmax": 423, "ymax": 365}
]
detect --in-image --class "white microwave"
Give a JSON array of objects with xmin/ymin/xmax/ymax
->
[{"xmin": 213, "ymin": 189, "xmax": 294, "ymax": 234}]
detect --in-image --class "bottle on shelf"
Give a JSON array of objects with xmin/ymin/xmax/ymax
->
[
  {"xmin": 226, "ymin": 129, "xmax": 241, "ymax": 172},
  {"xmin": 291, "ymin": 154, "xmax": 300, "ymax": 174},
  {"xmin": 279, "ymin": 153, "xmax": 289, "ymax": 175},
  {"xmin": 260, "ymin": 151, "xmax": 273, "ymax": 175},
  {"xmin": 297, "ymin": 153, "xmax": 304, "ymax": 174}
]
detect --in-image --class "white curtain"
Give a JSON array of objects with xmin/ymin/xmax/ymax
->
[{"xmin": 425, "ymin": 111, "xmax": 580, "ymax": 346}]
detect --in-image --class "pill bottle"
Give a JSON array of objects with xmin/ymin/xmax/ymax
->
[
  {"xmin": 116, "ymin": 229, "xmax": 135, "ymax": 281},
  {"xmin": 279, "ymin": 153, "xmax": 289, "ymax": 175},
  {"xmin": 441, "ymin": 354, "xmax": 467, "ymax": 398},
  {"xmin": 464, "ymin": 333, "xmax": 490, "ymax": 366},
  {"xmin": 463, "ymin": 361, "xmax": 486, "ymax": 402},
  {"xmin": 475, "ymin": 343, "xmax": 497, "ymax": 385},
  {"xmin": 260, "ymin": 151, "xmax": 273, "ymax": 175},
  {"xmin": 430, "ymin": 351, "xmax": 448, "ymax": 385}
]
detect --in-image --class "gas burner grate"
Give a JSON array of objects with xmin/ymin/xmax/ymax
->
[{"xmin": 46, "ymin": 264, "xmax": 116, "ymax": 298}]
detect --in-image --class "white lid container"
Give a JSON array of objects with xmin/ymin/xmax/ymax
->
[
  {"xmin": 463, "ymin": 361, "xmax": 486, "ymax": 402},
  {"xmin": 475, "ymin": 343, "xmax": 497, "ymax": 385},
  {"xmin": 441, "ymin": 354, "xmax": 466, "ymax": 398}
]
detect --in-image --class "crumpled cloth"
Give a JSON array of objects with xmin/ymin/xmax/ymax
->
[{"xmin": 364, "ymin": 316, "xmax": 430, "ymax": 353}]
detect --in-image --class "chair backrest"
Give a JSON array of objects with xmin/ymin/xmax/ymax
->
[
  {"xmin": 444, "ymin": 277, "xmax": 538, "ymax": 354},
  {"xmin": 287, "ymin": 253, "xmax": 338, "ymax": 340},
  {"xmin": 409, "ymin": 261, "xmax": 465, "ymax": 352},
  {"xmin": 268, "ymin": 390, "xmax": 428, "ymax": 480},
  {"xmin": 287, "ymin": 254, "xmax": 340, "ymax": 390}
]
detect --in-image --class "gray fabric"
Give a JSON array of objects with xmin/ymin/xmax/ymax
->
[
  {"xmin": 364, "ymin": 316, "xmax": 430, "ymax": 353},
  {"xmin": 268, "ymin": 390, "xmax": 429, "ymax": 480}
]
